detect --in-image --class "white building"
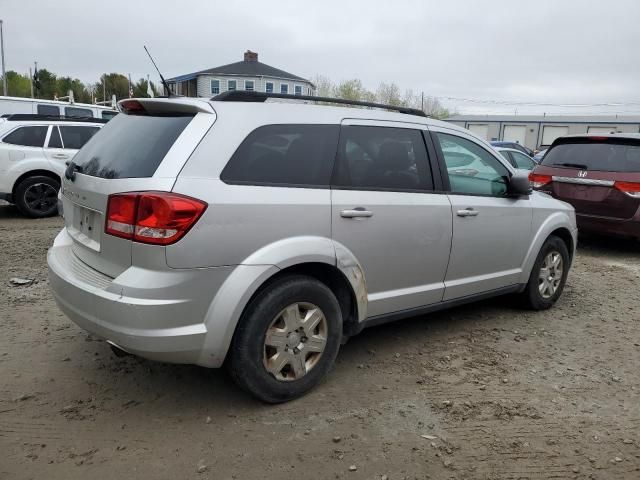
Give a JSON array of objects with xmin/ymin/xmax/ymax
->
[
  {"xmin": 446, "ymin": 114, "xmax": 640, "ymax": 150},
  {"xmin": 166, "ymin": 50, "xmax": 315, "ymax": 98}
]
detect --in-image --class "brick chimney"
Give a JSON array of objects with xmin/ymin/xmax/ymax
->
[{"xmin": 244, "ymin": 50, "xmax": 258, "ymax": 62}]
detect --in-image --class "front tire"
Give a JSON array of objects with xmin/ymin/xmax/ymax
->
[
  {"xmin": 14, "ymin": 175, "xmax": 60, "ymax": 218},
  {"xmin": 521, "ymin": 235, "xmax": 569, "ymax": 310},
  {"xmin": 227, "ymin": 275, "xmax": 342, "ymax": 403}
]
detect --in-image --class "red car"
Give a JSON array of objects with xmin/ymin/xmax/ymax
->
[{"xmin": 530, "ymin": 134, "xmax": 640, "ymax": 240}]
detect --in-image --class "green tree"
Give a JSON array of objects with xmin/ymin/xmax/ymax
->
[
  {"xmin": 132, "ymin": 78, "xmax": 160, "ymax": 98},
  {"xmin": 332, "ymin": 79, "xmax": 375, "ymax": 103},
  {"xmin": 4, "ymin": 71, "xmax": 31, "ymax": 97}
]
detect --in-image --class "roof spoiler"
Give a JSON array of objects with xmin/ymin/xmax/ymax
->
[{"xmin": 118, "ymin": 98, "xmax": 215, "ymax": 115}]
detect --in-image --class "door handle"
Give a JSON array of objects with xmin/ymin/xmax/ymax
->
[
  {"xmin": 341, "ymin": 207, "xmax": 373, "ymax": 218},
  {"xmin": 456, "ymin": 207, "xmax": 479, "ymax": 217},
  {"xmin": 53, "ymin": 154, "xmax": 69, "ymax": 159}
]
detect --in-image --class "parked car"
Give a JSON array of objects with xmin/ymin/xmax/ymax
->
[
  {"xmin": 530, "ymin": 134, "xmax": 640, "ymax": 240},
  {"xmin": 533, "ymin": 149, "xmax": 547, "ymax": 163},
  {"xmin": 490, "ymin": 140, "xmax": 534, "ymax": 157},
  {"xmin": 496, "ymin": 147, "xmax": 537, "ymax": 170},
  {"xmin": 0, "ymin": 114, "xmax": 105, "ymax": 217},
  {"xmin": 0, "ymin": 96, "xmax": 117, "ymax": 120},
  {"xmin": 48, "ymin": 92, "xmax": 577, "ymax": 403}
]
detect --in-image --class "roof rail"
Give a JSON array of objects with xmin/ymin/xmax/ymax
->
[
  {"xmin": 211, "ymin": 91, "xmax": 428, "ymax": 117},
  {"xmin": 0, "ymin": 114, "xmax": 109, "ymax": 123}
]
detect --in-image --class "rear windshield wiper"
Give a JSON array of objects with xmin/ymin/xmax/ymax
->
[
  {"xmin": 556, "ymin": 162, "xmax": 588, "ymax": 169},
  {"xmin": 64, "ymin": 161, "xmax": 83, "ymax": 181}
]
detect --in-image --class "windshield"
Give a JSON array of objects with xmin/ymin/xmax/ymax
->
[
  {"xmin": 541, "ymin": 139, "xmax": 640, "ymax": 172},
  {"xmin": 73, "ymin": 113, "xmax": 193, "ymax": 178}
]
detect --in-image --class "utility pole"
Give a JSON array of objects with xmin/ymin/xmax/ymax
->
[
  {"xmin": 0, "ymin": 20, "xmax": 7, "ymax": 96},
  {"xmin": 421, "ymin": 91, "xmax": 424, "ymax": 111},
  {"xmin": 29, "ymin": 67, "xmax": 33, "ymax": 98},
  {"xmin": 33, "ymin": 61, "xmax": 38, "ymax": 98}
]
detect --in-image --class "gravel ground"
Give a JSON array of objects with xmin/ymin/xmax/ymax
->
[{"xmin": 1, "ymin": 202, "xmax": 639, "ymax": 480}]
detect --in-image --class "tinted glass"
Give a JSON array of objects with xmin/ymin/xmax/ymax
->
[
  {"xmin": 245, "ymin": 80, "xmax": 254, "ymax": 91},
  {"xmin": 101, "ymin": 110, "xmax": 118, "ymax": 120},
  {"xmin": 334, "ymin": 126, "xmax": 433, "ymax": 191},
  {"xmin": 73, "ymin": 114, "xmax": 193, "ymax": 178},
  {"xmin": 541, "ymin": 139, "xmax": 640, "ymax": 173},
  {"xmin": 2, "ymin": 126, "xmax": 48, "ymax": 147},
  {"xmin": 511, "ymin": 151, "xmax": 535, "ymax": 170},
  {"xmin": 48, "ymin": 126, "xmax": 63, "ymax": 148},
  {"xmin": 436, "ymin": 133, "xmax": 509, "ymax": 196},
  {"xmin": 37, "ymin": 104, "xmax": 60, "ymax": 116},
  {"xmin": 221, "ymin": 124, "xmax": 340, "ymax": 187},
  {"xmin": 266, "ymin": 82, "xmax": 274, "ymax": 93},
  {"xmin": 60, "ymin": 126, "xmax": 100, "ymax": 150},
  {"xmin": 227, "ymin": 80, "xmax": 236, "ymax": 91},
  {"xmin": 65, "ymin": 107, "xmax": 93, "ymax": 118}
]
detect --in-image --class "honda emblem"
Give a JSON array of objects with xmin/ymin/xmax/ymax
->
[{"xmin": 578, "ymin": 170, "xmax": 588, "ymax": 178}]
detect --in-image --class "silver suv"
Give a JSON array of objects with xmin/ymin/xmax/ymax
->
[{"xmin": 48, "ymin": 92, "xmax": 577, "ymax": 402}]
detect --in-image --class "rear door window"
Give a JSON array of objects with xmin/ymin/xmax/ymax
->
[
  {"xmin": 72, "ymin": 114, "xmax": 193, "ymax": 178},
  {"xmin": 333, "ymin": 126, "xmax": 433, "ymax": 191},
  {"xmin": 542, "ymin": 139, "xmax": 640, "ymax": 172},
  {"xmin": 59, "ymin": 126, "xmax": 100, "ymax": 149},
  {"xmin": 101, "ymin": 110, "xmax": 118, "ymax": 120},
  {"xmin": 511, "ymin": 151, "xmax": 536, "ymax": 170},
  {"xmin": 2, "ymin": 126, "xmax": 48, "ymax": 147},
  {"xmin": 221, "ymin": 124, "xmax": 340, "ymax": 187}
]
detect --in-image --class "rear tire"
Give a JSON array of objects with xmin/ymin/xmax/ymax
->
[
  {"xmin": 521, "ymin": 235, "xmax": 569, "ymax": 310},
  {"xmin": 14, "ymin": 175, "xmax": 60, "ymax": 218},
  {"xmin": 227, "ymin": 274, "xmax": 342, "ymax": 403}
]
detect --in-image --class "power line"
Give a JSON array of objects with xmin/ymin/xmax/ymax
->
[{"xmin": 439, "ymin": 96, "xmax": 640, "ymax": 108}]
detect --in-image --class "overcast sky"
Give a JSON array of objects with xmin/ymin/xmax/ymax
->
[{"xmin": 3, "ymin": 0, "xmax": 640, "ymax": 115}]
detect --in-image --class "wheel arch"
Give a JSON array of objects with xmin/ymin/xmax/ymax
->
[{"xmin": 12, "ymin": 169, "xmax": 61, "ymax": 198}]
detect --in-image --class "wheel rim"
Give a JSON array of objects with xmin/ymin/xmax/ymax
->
[
  {"xmin": 263, "ymin": 302, "xmax": 328, "ymax": 382},
  {"xmin": 538, "ymin": 251, "xmax": 563, "ymax": 299},
  {"xmin": 24, "ymin": 183, "xmax": 57, "ymax": 214}
]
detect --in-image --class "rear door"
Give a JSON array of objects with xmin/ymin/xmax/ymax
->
[
  {"xmin": 331, "ymin": 120, "xmax": 452, "ymax": 318},
  {"xmin": 535, "ymin": 137, "xmax": 640, "ymax": 219},
  {"xmin": 431, "ymin": 127, "xmax": 532, "ymax": 300},
  {"xmin": 60, "ymin": 104, "xmax": 215, "ymax": 277}
]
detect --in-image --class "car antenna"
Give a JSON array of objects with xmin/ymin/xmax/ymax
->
[{"xmin": 144, "ymin": 45, "xmax": 173, "ymax": 97}]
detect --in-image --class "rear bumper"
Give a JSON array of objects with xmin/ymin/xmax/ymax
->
[
  {"xmin": 576, "ymin": 212, "xmax": 640, "ymax": 240},
  {"xmin": 47, "ymin": 229, "xmax": 234, "ymax": 366}
]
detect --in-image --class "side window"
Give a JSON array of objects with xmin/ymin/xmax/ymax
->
[
  {"xmin": 244, "ymin": 80, "xmax": 254, "ymax": 91},
  {"xmin": 59, "ymin": 126, "xmax": 100, "ymax": 150},
  {"xmin": 511, "ymin": 151, "xmax": 535, "ymax": 170},
  {"xmin": 101, "ymin": 110, "xmax": 118, "ymax": 120},
  {"xmin": 227, "ymin": 80, "xmax": 236, "ymax": 91},
  {"xmin": 265, "ymin": 82, "xmax": 274, "ymax": 93},
  {"xmin": 2, "ymin": 126, "xmax": 48, "ymax": 147},
  {"xmin": 280, "ymin": 83, "xmax": 289, "ymax": 94},
  {"xmin": 333, "ymin": 126, "xmax": 433, "ymax": 191},
  {"xmin": 221, "ymin": 124, "xmax": 340, "ymax": 187},
  {"xmin": 37, "ymin": 104, "xmax": 60, "ymax": 116},
  {"xmin": 48, "ymin": 126, "xmax": 63, "ymax": 148},
  {"xmin": 65, "ymin": 107, "xmax": 93, "ymax": 118},
  {"xmin": 436, "ymin": 132, "xmax": 509, "ymax": 196}
]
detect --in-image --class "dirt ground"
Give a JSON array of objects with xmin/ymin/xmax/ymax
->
[{"xmin": 1, "ymin": 202, "xmax": 639, "ymax": 480}]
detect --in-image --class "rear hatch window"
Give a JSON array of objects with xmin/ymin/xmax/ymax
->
[
  {"xmin": 72, "ymin": 113, "xmax": 193, "ymax": 178},
  {"xmin": 541, "ymin": 138, "xmax": 640, "ymax": 172}
]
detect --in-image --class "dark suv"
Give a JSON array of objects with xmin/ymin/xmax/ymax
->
[{"xmin": 530, "ymin": 134, "xmax": 640, "ymax": 240}]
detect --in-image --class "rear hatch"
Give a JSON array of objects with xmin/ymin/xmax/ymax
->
[
  {"xmin": 531, "ymin": 136, "xmax": 640, "ymax": 219},
  {"xmin": 60, "ymin": 98, "xmax": 215, "ymax": 278}
]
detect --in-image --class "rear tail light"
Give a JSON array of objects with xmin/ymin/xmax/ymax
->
[
  {"xmin": 119, "ymin": 99, "xmax": 146, "ymax": 115},
  {"xmin": 614, "ymin": 181, "xmax": 640, "ymax": 198},
  {"xmin": 529, "ymin": 172, "xmax": 552, "ymax": 189},
  {"xmin": 105, "ymin": 192, "xmax": 207, "ymax": 245}
]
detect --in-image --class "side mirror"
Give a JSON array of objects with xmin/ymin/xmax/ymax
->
[{"xmin": 508, "ymin": 170, "xmax": 532, "ymax": 196}]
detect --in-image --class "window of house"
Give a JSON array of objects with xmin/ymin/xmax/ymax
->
[
  {"xmin": 227, "ymin": 80, "xmax": 237, "ymax": 91},
  {"xmin": 221, "ymin": 124, "xmax": 340, "ymax": 187},
  {"xmin": 37, "ymin": 104, "xmax": 60, "ymax": 116},
  {"xmin": 265, "ymin": 82, "xmax": 274, "ymax": 93},
  {"xmin": 101, "ymin": 110, "xmax": 118, "ymax": 120},
  {"xmin": 294, "ymin": 85, "xmax": 302, "ymax": 96},
  {"xmin": 2, "ymin": 126, "xmax": 48, "ymax": 147},
  {"xmin": 280, "ymin": 83, "xmax": 289, "ymax": 94},
  {"xmin": 245, "ymin": 80, "xmax": 254, "ymax": 91},
  {"xmin": 333, "ymin": 126, "xmax": 433, "ymax": 191},
  {"xmin": 211, "ymin": 79, "xmax": 220, "ymax": 95},
  {"xmin": 435, "ymin": 133, "xmax": 509, "ymax": 196}
]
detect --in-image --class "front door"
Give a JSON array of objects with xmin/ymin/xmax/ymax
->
[
  {"xmin": 331, "ymin": 121, "xmax": 452, "ymax": 318},
  {"xmin": 431, "ymin": 129, "xmax": 532, "ymax": 300}
]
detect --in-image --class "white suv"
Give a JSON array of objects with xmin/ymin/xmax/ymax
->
[{"xmin": 0, "ymin": 114, "xmax": 104, "ymax": 217}]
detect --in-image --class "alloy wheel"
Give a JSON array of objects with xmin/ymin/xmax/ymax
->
[
  {"xmin": 538, "ymin": 251, "xmax": 563, "ymax": 299},
  {"xmin": 23, "ymin": 182, "xmax": 58, "ymax": 215}
]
